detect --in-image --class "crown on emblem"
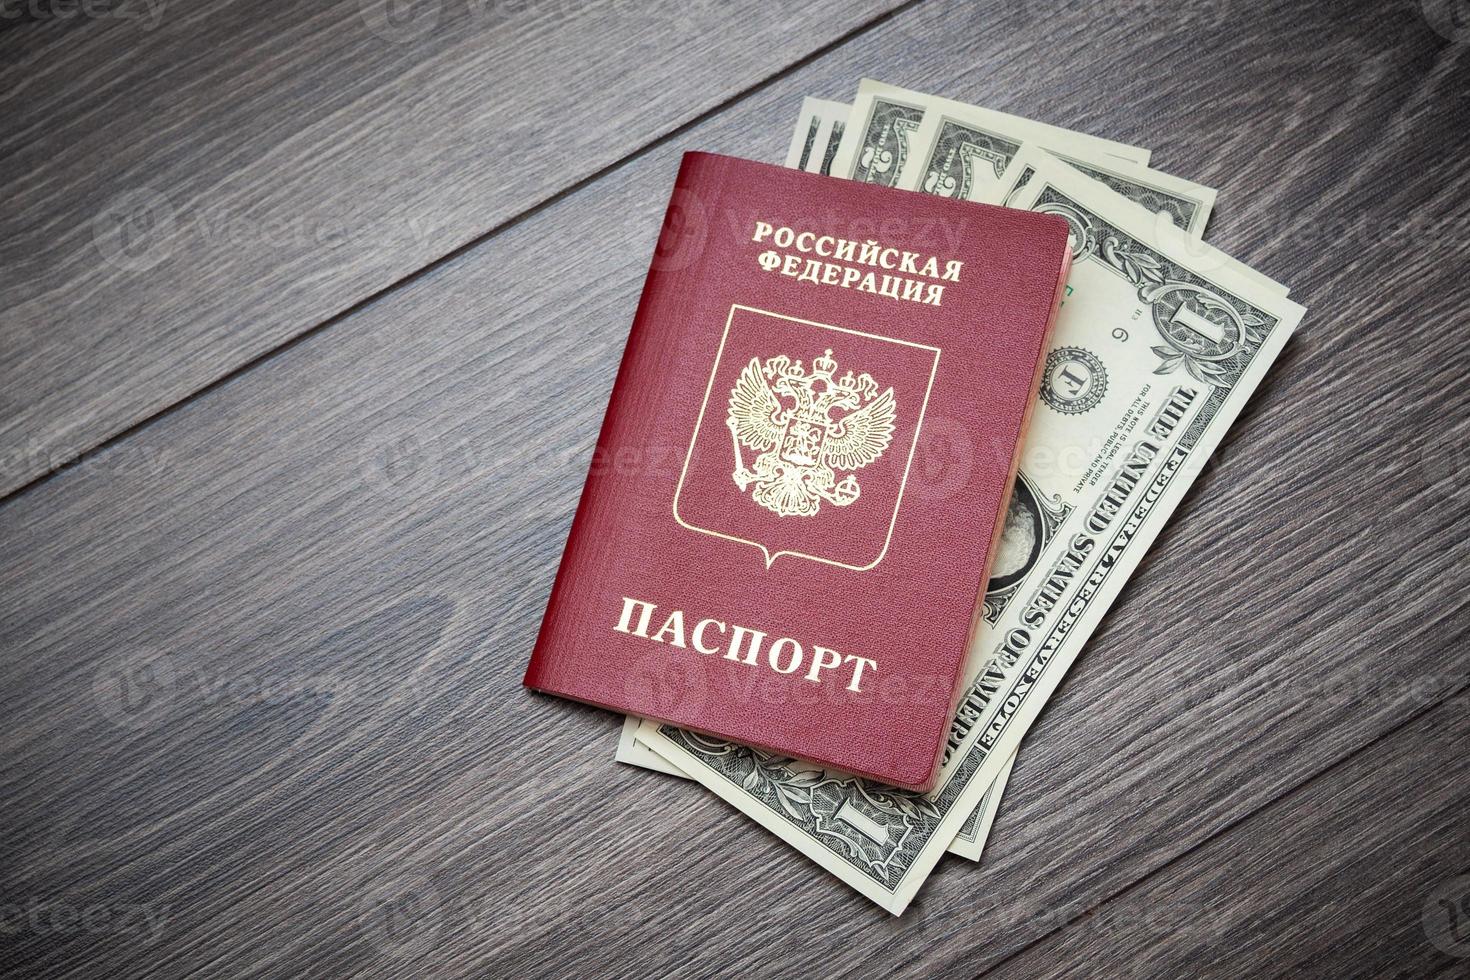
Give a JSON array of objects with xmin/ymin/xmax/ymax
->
[
  {"xmin": 769, "ymin": 349, "xmax": 878, "ymax": 426},
  {"xmin": 811, "ymin": 348, "xmax": 838, "ymax": 378}
]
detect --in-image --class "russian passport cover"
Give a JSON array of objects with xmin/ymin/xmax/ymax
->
[{"xmin": 523, "ymin": 152, "xmax": 1071, "ymax": 790}]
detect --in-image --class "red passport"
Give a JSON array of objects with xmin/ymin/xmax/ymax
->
[{"xmin": 524, "ymin": 152, "xmax": 1070, "ymax": 790}]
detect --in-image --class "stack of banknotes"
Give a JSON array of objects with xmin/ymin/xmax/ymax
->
[{"xmin": 615, "ymin": 79, "xmax": 1306, "ymax": 915}]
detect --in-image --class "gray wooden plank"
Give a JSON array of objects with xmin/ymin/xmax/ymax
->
[
  {"xmin": 0, "ymin": 0, "xmax": 906, "ymax": 498},
  {"xmin": 1, "ymin": 1, "xmax": 1468, "ymax": 977},
  {"xmin": 982, "ymin": 695, "xmax": 1470, "ymax": 979}
]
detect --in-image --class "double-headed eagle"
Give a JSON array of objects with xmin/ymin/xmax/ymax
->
[{"xmin": 726, "ymin": 349, "xmax": 897, "ymax": 518}]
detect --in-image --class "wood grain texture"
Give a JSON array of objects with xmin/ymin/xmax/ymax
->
[
  {"xmin": 0, "ymin": 0, "xmax": 907, "ymax": 498},
  {"xmin": 987, "ymin": 696, "xmax": 1470, "ymax": 979},
  {"xmin": 1, "ymin": 0, "xmax": 1468, "ymax": 977}
]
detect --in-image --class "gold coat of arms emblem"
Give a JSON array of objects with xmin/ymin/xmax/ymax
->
[{"xmin": 725, "ymin": 349, "xmax": 897, "ymax": 517}]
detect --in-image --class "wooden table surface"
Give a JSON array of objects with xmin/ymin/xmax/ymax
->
[{"xmin": 2, "ymin": 1, "xmax": 1467, "ymax": 976}]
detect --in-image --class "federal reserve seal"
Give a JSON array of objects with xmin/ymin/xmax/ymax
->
[{"xmin": 1040, "ymin": 346, "xmax": 1108, "ymax": 415}]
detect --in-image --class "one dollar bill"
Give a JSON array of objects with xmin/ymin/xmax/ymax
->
[
  {"xmin": 831, "ymin": 79, "xmax": 1222, "ymax": 244},
  {"xmin": 619, "ymin": 709, "xmax": 1016, "ymax": 863},
  {"xmin": 901, "ymin": 116, "xmax": 1217, "ymax": 238},
  {"xmin": 828, "ymin": 78, "xmax": 1150, "ymax": 190},
  {"xmin": 638, "ymin": 148, "xmax": 1304, "ymax": 914},
  {"xmin": 983, "ymin": 149, "xmax": 1288, "ymax": 298},
  {"xmin": 784, "ymin": 97, "xmax": 850, "ymax": 176}
]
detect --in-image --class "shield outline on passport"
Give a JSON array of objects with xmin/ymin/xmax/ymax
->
[{"xmin": 673, "ymin": 305, "xmax": 940, "ymax": 571}]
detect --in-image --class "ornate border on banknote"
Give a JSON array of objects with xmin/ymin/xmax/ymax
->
[
  {"xmin": 655, "ymin": 729, "xmax": 953, "ymax": 884},
  {"xmin": 1066, "ymin": 160, "xmax": 1207, "ymax": 231}
]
